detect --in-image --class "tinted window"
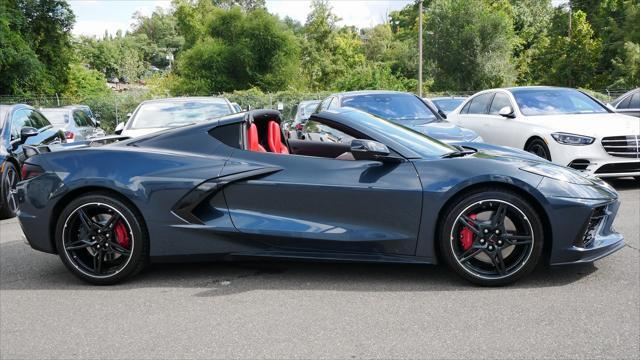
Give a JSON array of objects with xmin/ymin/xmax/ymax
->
[
  {"xmin": 341, "ymin": 93, "xmax": 438, "ymax": 123},
  {"xmin": 616, "ymin": 96, "xmax": 631, "ymax": 109},
  {"xmin": 512, "ymin": 88, "xmax": 608, "ymax": 116},
  {"xmin": 210, "ymin": 122, "xmax": 242, "ymax": 149},
  {"xmin": 328, "ymin": 97, "xmax": 340, "ymax": 110},
  {"xmin": 130, "ymin": 100, "xmax": 233, "ymax": 129},
  {"xmin": 629, "ymin": 93, "xmax": 640, "ymax": 108},
  {"xmin": 461, "ymin": 101, "xmax": 472, "ymax": 114},
  {"xmin": 10, "ymin": 110, "xmax": 30, "ymax": 140},
  {"xmin": 29, "ymin": 110, "xmax": 51, "ymax": 129},
  {"xmin": 74, "ymin": 111, "xmax": 92, "ymax": 127},
  {"xmin": 304, "ymin": 120, "xmax": 353, "ymax": 143},
  {"xmin": 467, "ymin": 93, "xmax": 493, "ymax": 114},
  {"xmin": 318, "ymin": 97, "xmax": 332, "ymax": 111},
  {"xmin": 489, "ymin": 93, "xmax": 512, "ymax": 115}
]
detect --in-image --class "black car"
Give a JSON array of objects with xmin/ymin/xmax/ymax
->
[
  {"xmin": 0, "ymin": 104, "xmax": 65, "ymax": 218},
  {"xmin": 609, "ymin": 88, "xmax": 640, "ymax": 118},
  {"xmin": 315, "ymin": 91, "xmax": 482, "ymax": 143}
]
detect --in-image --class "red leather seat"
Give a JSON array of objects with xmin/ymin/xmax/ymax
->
[
  {"xmin": 247, "ymin": 123, "xmax": 266, "ymax": 152},
  {"xmin": 267, "ymin": 121, "xmax": 289, "ymax": 154}
]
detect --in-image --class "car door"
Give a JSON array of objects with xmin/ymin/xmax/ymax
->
[
  {"xmin": 482, "ymin": 91, "xmax": 524, "ymax": 148},
  {"xmin": 454, "ymin": 93, "xmax": 495, "ymax": 142},
  {"xmin": 220, "ymin": 143, "xmax": 423, "ymax": 256}
]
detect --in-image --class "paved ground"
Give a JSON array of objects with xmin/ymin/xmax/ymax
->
[{"xmin": 1, "ymin": 179, "xmax": 638, "ymax": 359}]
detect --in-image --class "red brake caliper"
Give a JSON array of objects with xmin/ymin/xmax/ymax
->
[
  {"xmin": 459, "ymin": 214, "xmax": 477, "ymax": 251},
  {"xmin": 114, "ymin": 220, "xmax": 131, "ymax": 249}
]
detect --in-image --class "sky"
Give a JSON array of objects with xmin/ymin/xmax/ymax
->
[{"xmin": 69, "ymin": 0, "xmax": 414, "ymax": 38}]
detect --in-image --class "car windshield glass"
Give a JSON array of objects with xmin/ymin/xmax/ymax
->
[
  {"xmin": 340, "ymin": 109, "xmax": 454, "ymax": 158},
  {"xmin": 342, "ymin": 93, "xmax": 438, "ymax": 123},
  {"xmin": 302, "ymin": 102, "xmax": 319, "ymax": 116},
  {"xmin": 511, "ymin": 89, "xmax": 608, "ymax": 116},
  {"xmin": 41, "ymin": 110, "xmax": 68, "ymax": 125},
  {"xmin": 432, "ymin": 98, "xmax": 464, "ymax": 112},
  {"xmin": 130, "ymin": 101, "xmax": 232, "ymax": 129}
]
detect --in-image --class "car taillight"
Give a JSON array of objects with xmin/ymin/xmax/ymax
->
[
  {"xmin": 64, "ymin": 131, "xmax": 75, "ymax": 140},
  {"xmin": 21, "ymin": 163, "xmax": 44, "ymax": 180}
]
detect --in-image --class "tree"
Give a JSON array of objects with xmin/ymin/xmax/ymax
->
[
  {"xmin": 425, "ymin": 0, "xmax": 517, "ymax": 91},
  {"xmin": 173, "ymin": 7, "xmax": 299, "ymax": 94}
]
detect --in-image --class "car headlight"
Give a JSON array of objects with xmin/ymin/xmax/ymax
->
[
  {"xmin": 520, "ymin": 163, "xmax": 593, "ymax": 185},
  {"xmin": 551, "ymin": 132, "xmax": 595, "ymax": 145}
]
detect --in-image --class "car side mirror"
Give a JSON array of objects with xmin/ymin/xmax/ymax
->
[
  {"xmin": 350, "ymin": 139, "xmax": 398, "ymax": 162},
  {"xmin": 126, "ymin": 113, "xmax": 132, "ymax": 118},
  {"xmin": 114, "ymin": 122, "xmax": 125, "ymax": 135},
  {"xmin": 438, "ymin": 109, "xmax": 447, "ymax": 119},
  {"xmin": 498, "ymin": 106, "xmax": 515, "ymax": 118},
  {"xmin": 20, "ymin": 127, "xmax": 39, "ymax": 143}
]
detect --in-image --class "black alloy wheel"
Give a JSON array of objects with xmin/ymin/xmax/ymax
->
[
  {"xmin": 55, "ymin": 193, "xmax": 148, "ymax": 284},
  {"xmin": 0, "ymin": 162, "xmax": 19, "ymax": 219},
  {"xmin": 440, "ymin": 189, "xmax": 544, "ymax": 286},
  {"xmin": 526, "ymin": 138, "xmax": 552, "ymax": 161}
]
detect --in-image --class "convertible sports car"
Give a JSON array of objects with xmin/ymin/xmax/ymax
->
[{"xmin": 16, "ymin": 108, "xmax": 624, "ymax": 286}]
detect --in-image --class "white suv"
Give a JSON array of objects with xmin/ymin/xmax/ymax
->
[{"xmin": 447, "ymin": 86, "xmax": 640, "ymax": 179}]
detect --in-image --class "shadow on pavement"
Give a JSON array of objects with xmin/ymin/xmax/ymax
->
[{"xmin": 0, "ymin": 239, "xmax": 598, "ymax": 294}]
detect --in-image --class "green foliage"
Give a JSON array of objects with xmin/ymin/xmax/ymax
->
[
  {"xmin": 425, "ymin": 0, "xmax": 517, "ymax": 91},
  {"xmin": 62, "ymin": 64, "xmax": 110, "ymax": 100},
  {"xmin": 173, "ymin": 6, "xmax": 299, "ymax": 94}
]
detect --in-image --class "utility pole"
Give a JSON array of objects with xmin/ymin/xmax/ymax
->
[
  {"xmin": 418, "ymin": 1, "xmax": 423, "ymax": 97},
  {"xmin": 568, "ymin": 0, "xmax": 573, "ymax": 87}
]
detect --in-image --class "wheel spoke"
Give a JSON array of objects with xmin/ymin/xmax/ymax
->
[
  {"xmin": 458, "ymin": 215, "xmax": 480, "ymax": 235},
  {"xmin": 491, "ymin": 204, "xmax": 507, "ymax": 228},
  {"xmin": 65, "ymin": 239, "xmax": 95, "ymax": 251},
  {"xmin": 93, "ymin": 251, "xmax": 103, "ymax": 274},
  {"xmin": 458, "ymin": 247, "xmax": 482, "ymax": 263},
  {"xmin": 502, "ymin": 234, "xmax": 532, "ymax": 245},
  {"xmin": 108, "ymin": 241, "xmax": 131, "ymax": 256},
  {"xmin": 488, "ymin": 250, "xmax": 507, "ymax": 276},
  {"xmin": 77, "ymin": 209, "xmax": 96, "ymax": 232},
  {"xmin": 102, "ymin": 212, "xmax": 121, "ymax": 231}
]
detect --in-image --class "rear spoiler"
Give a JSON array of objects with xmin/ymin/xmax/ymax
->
[{"xmin": 22, "ymin": 135, "xmax": 130, "ymax": 159}]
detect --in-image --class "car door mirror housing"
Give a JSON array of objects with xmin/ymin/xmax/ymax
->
[
  {"xmin": 114, "ymin": 122, "xmax": 125, "ymax": 135},
  {"xmin": 350, "ymin": 139, "xmax": 402, "ymax": 162},
  {"xmin": 20, "ymin": 126, "xmax": 39, "ymax": 143},
  {"xmin": 498, "ymin": 106, "xmax": 515, "ymax": 118}
]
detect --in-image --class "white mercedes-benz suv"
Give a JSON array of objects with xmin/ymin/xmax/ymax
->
[{"xmin": 447, "ymin": 86, "xmax": 640, "ymax": 179}]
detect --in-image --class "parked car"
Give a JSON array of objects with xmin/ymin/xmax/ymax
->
[
  {"xmin": 608, "ymin": 88, "xmax": 640, "ymax": 118},
  {"xmin": 447, "ymin": 86, "xmax": 640, "ymax": 179},
  {"xmin": 230, "ymin": 102, "xmax": 243, "ymax": 113},
  {"xmin": 292, "ymin": 100, "xmax": 321, "ymax": 138},
  {"xmin": 17, "ymin": 107, "xmax": 623, "ymax": 286},
  {"xmin": 115, "ymin": 97, "xmax": 236, "ymax": 137},
  {"xmin": 315, "ymin": 91, "xmax": 482, "ymax": 143},
  {"xmin": 40, "ymin": 108, "xmax": 103, "ymax": 142},
  {"xmin": 423, "ymin": 96, "xmax": 466, "ymax": 115},
  {"xmin": 63, "ymin": 104, "xmax": 102, "ymax": 127},
  {"xmin": 0, "ymin": 104, "xmax": 65, "ymax": 218}
]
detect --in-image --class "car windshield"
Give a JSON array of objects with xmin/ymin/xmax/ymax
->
[
  {"xmin": 511, "ymin": 88, "xmax": 608, "ymax": 116},
  {"xmin": 432, "ymin": 98, "xmax": 464, "ymax": 112},
  {"xmin": 340, "ymin": 108, "xmax": 455, "ymax": 158},
  {"xmin": 297, "ymin": 101, "xmax": 320, "ymax": 120},
  {"xmin": 40, "ymin": 110, "xmax": 69, "ymax": 125},
  {"xmin": 130, "ymin": 100, "xmax": 232, "ymax": 129},
  {"xmin": 342, "ymin": 93, "xmax": 439, "ymax": 123}
]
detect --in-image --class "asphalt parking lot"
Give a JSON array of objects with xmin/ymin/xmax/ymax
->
[{"xmin": 0, "ymin": 179, "xmax": 638, "ymax": 359}]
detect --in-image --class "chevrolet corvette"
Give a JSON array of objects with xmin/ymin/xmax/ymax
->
[{"xmin": 16, "ymin": 108, "xmax": 624, "ymax": 286}]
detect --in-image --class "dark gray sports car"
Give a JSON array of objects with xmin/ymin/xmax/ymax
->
[{"xmin": 16, "ymin": 108, "xmax": 624, "ymax": 286}]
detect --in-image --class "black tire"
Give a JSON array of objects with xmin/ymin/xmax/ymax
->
[
  {"xmin": 55, "ymin": 192, "xmax": 148, "ymax": 285},
  {"xmin": 0, "ymin": 161, "xmax": 19, "ymax": 219},
  {"xmin": 525, "ymin": 138, "xmax": 552, "ymax": 161},
  {"xmin": 439, "ymin": 188, "xmax": 544, "ymax": 286}
]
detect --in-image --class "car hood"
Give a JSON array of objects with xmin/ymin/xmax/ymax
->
[
  {"xmin": 525, "ymin": 113, "xmax": 640, "ymax": 137},
  {"xmin": 401, "ymin": 120, "xmax": 479, "ymax": 142},
  {"xmin": 121, "ymin": 128, "xmax": 169, "ymax": 138}
]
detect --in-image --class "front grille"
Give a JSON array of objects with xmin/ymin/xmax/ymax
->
[
  {"xmin": 595, "ymin": 162, "xmax": 640, "ymax": 174},
  {"xmin": 575, "ymin": 206, "xmax": 607, "ymax": 248},
  {"xmin": 601, "ymin": 135, "xmax": 640, "ymax": 158}
]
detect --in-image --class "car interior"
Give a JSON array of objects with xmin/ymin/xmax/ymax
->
[{"xmin": 244, "ymin": 110, "xmax": 358, "ymax": 160}]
